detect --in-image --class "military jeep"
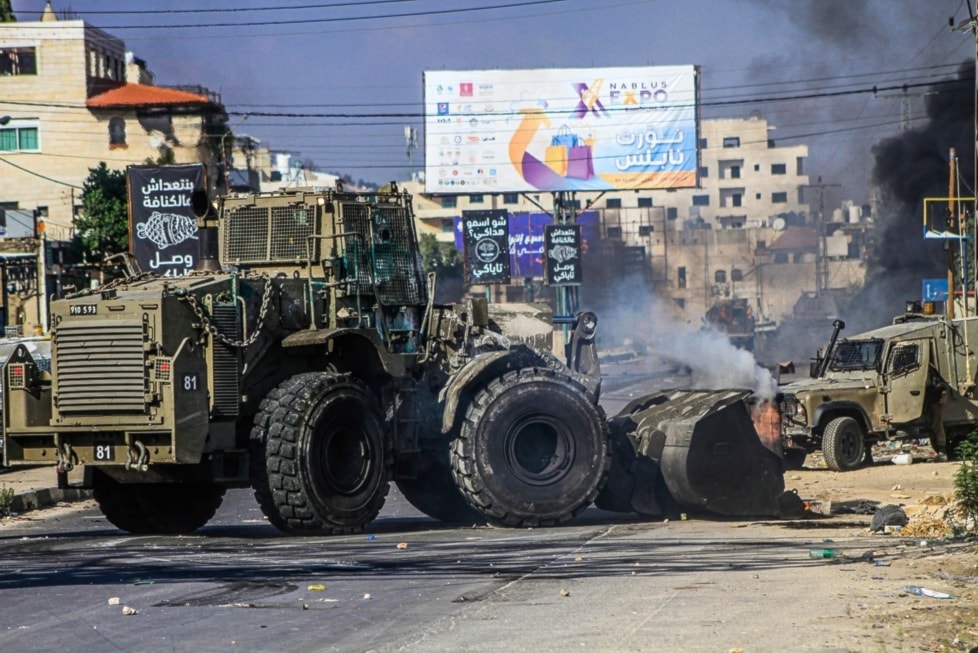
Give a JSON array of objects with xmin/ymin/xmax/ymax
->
[{"xmin": 779, "ymin": 314, "xmax": 978, "ymax": 471}]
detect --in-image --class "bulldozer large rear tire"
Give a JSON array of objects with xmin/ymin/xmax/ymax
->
[
  {"xmin": 822, "ymin": 416, "xmax": 866, "ymax": 471},
  {"xmin": 250, "ymin": 373, "xmax": 390, "ymax": 535},
  {"xmin": 451, "ymin": 368, "xmax": 610, "ymax": 527},
  {"xmin": 92, "ymin": 470, "xmax": 226, "ymax": 534}
]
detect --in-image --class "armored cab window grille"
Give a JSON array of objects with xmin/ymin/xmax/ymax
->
[
  {"xmin": 222, "ymin": 198, "xmax": 319, "ymax": 265},
  {"xmin": 337, "ymin": 199, "xmax": 424, "ymax": 306}
]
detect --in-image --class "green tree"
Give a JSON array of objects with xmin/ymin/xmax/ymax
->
[
  {"xmin": 419, "ymin": 232, "xmax": 461, "ymax": 277},
  {"xmin": 0, "ymin": 0, "xmax": 16, "ymax": 23},
  {"xmin": 72, "ymin": 163, "xmax": 129, "ymax": 262},
  {"xmin": 418, "ymin": 232, "xmax": 464, "ymax": 302}
]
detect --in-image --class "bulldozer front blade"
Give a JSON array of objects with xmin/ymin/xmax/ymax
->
[{"xmin": 603, "ymin": 389, "xmax": 784, "ymax": 518}]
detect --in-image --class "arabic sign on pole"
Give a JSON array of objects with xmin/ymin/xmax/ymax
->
[
  {"xmin": 454, "ymin": 211, "xmax": 599, "ymax": 278},
  {"xmin": 126, "ymin": 164, "xmax": 204, "ymax": 277},
  {"xmin": 462, "ymin": 210, "xmax": 511, "ymax": 285},
  {"xmin": 423, "ymin": 65, "xmax": 699, "ymax": 194},
  {"xmin": 544, "ymin": 224, "xmax": 582, "ymax": 286}
]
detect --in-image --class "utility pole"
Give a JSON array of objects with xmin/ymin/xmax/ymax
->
[{"xmin": 804, "ymin": 178, "xmax": 841, "ymax": 296}]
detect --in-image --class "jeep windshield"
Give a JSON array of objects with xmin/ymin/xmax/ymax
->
[{"xmin": 828, "ymin": 338, "xmax": 883, "ymax": 372}]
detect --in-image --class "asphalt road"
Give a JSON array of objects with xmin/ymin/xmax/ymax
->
[{"xmin": 0, "ymin": 363, "xmax": 903, "ymax": 653}]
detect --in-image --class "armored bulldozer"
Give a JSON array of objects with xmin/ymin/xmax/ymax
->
[
  {"xmin": 1, "ymin": 183, "xmax": 784, "ymax": 534},
  {"xmin": 780, "ymin": 313, "xmax": 978, "ymax": 471}
]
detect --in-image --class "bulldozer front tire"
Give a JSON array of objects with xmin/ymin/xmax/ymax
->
[
  {"xmin": 451, "ymin": 368, "xmax": 610, "ymax": 527},
  {"xmin": 250, "ymin": 373, "xmax": 390, "ymax": 535},
  {"xmin": 92, "ymin": 470, "xmax": 226, "ymax": 535},
  {"xmin": 822, "ymin": 416, "xmax": 866, "ymax": 471}
]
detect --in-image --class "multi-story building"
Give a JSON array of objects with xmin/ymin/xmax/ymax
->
[
  {"xmin": 407, "ymin": 115, "xmax": 868, "ymax": 328},
  {"xmin": 0, "ymin": 4, "xmax": 227, "ymax": 240},
  {"xmin": 0, "ymin": 3, "xmax": 227, "ymax": 333}
]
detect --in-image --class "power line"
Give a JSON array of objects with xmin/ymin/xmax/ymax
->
[
  {"xmin": 32, "ymin": 0, "xmax": 419, "ymax": 15},
  {"xmin": 27, "ymin": 0, "xmax": 569, "ymax": 30}
]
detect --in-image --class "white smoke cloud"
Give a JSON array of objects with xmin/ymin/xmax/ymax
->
[{"xmin": 590, "ymin": 280, "xmax": 777, "ymax": 400}]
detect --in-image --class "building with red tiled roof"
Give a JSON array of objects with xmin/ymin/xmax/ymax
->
[
  {"xmin": 0, "ymin": 2, "xmax": 229, "ymax": 334},
  {"xmin": 0, "ymin": 4, "xmax": 228, "ymax": 244}
]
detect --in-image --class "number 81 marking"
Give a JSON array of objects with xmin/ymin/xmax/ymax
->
[{"xmin": 183, "ymin": 374, "xmax": 199, "ymax": 391}]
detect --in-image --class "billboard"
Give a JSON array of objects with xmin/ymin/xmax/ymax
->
[
  {"xmin": 423, "ymin": 66, "xmax": 699, "ymax": 194},
  {"xmin": 454, "ymin": 211, "xmax": 599, "ymax": 279},
  {"xmin": 126, "ymin": 164, "xmax": 204, "ymax": 277}
]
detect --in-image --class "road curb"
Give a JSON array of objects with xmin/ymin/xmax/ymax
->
[{"xmin": 8, "ymin": 487, "xmax": 92, "ymax": 515}]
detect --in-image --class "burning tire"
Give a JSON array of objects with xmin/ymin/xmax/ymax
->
[
  {"xmin": 822, "ymin": 416, "xmax": 866, "ymax": 471},
  {"xmin": 250, "ymin": 373, "xmax": 390, "ymax": 534},
  {"xmin": 451, "ymin": 368, "xmax": 610, "ymax": 527},
  {"xmin": 92, "ymin": 470, "xmax": 226, "ymax": 534}
]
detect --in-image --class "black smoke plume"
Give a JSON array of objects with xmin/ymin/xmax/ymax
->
[{"xmin": 848, "ymin": 61, "xmax": 975, "ymax": 332}]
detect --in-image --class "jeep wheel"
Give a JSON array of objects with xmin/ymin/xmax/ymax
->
[
  {"xmin": 451, "ymin": 368, "xmax": 610, "ymax": 527},
  {"xmin": 822, "ymin": 416, "xmax": 866, "ymax": 471},
  {"xmin": 250, "ymin": 373, "xmax": 390, "ymax": 535},
  {"xmin": 92, "ymin": 470, "xmax": 226, "ymax": 534}
]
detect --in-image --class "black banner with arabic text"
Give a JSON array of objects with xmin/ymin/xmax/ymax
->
[
  {"xmin": 462, "ymin": 210, "xmax": 511, "ymax": 285},
  {"xmin": 544, "ymin": 223, "xmax": 582, "ymax": 286},
  {"xmin": 126, "ymin": 164, "xmax": 205, "ymax": 277}
]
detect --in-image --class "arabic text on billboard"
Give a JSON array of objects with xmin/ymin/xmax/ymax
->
[
  {"xmin": 423, "ymin": 66, "xmax": 699, "ymax": 194},
  {"xmin": 454, "ymin": 212, "xmax": 599, "ymax": 279}
]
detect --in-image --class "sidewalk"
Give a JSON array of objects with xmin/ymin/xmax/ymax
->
[{"xmin": 0, "ymin": 465, "xmax": 91, "ymax": 515}]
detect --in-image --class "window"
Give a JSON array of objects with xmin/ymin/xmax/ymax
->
[
  {"xmin": 714, "ymin": 270, "xmax": 727, "ymax": 283},
  {"xmin": 469, "ymin": 194, "xmax": 484, "ymax": 204},
  {"xmin": 678, "ymin": 266, "xmax": 687, "ymax": 289},
  {"xmin": 754, "ymin": 164, "xmax": 760, "ymax": 172},
  {"xmin": 0, "ymin": 47, "xmax": 37, "ymax": 76},
  {"xmin": 440, "ymin": 196, "xmax": 457, "ymax": 209},
  {"xmin": 796, "ymin": 157, "xmax": 805, "ymax": 175},
  {"xmin": 605, "ymin": 198, "xmax": 622, "ymax": 209},
  {"xmin": 692, "ymin": 194, "xmax": 710, "ymax": 207},
  {"xmin": 699, "ymin": 138, "xmax": 708, "ymax": 149},
  {"xmin": 638, "ymin": 225, "xmax": 653, "ymax": 236},
  {"xmin": 674, "ymin": 297, "xmax": 686, "ymax": 310},
  {"xmin": 729, "ymin": 166, "xmax": 741, "ymax": 179},
  {"xmin": 606, "ymin": 226, "xmax": 622, "ymax": 238},
  {"xmin": 0, "ymin": 123, "xmax": 39, "ymax": 152},
  {"xmin": 771, "ymin": 192, "xmax": 788, "ymax": 203},
  {"xmin": 722, "ymin": 136, "xmax": 740, "ymax": 148},
  {"xmin": 502, "ymin": 193, "xmax": 519, "ymax": 204},
  {"xmin": 109, "ymin": 117, "xmax": 127, "ymax": 149},
  {"xmin": 698, "ymin": 166, "xmax": 709, "ymax": 178},
  {"xmin": 731, "ymin": 193, "xmax": 742, "ymax": 207},
  {"xmin": 771, "ymin": 163, "xmax": 787, "ymax": 175},
  {"xmin": 637, "ymin": 197, "xmax": 653, "ymax": 208},
  {"xmin": 731, "ymin": 268, "xmax": 743, "ymax": 282},
  {"xmin": 888, "ymin": 343, "xmax": 920, "ymax": 376},
  {"xmin": 666, "ymin": 207, "xmax": 678, "ymax": 220}
]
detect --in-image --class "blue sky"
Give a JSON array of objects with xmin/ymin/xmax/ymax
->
[{"xmin": 8, "ymin": 0, "xmax": 974, "ymax": 202}]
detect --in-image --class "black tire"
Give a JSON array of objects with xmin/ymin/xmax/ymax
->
[
  {"xmin": 451, "ymin": 368, "xmax": 610, "ymax": 527},
  {"xmin": 396, "ymin": 454, "xmax": 484, "ymax": 524},
  {"xmin": 822, "ymin": 416, "xmax": 866, "ymax": 471},
  {"xmin": 92, "ymin": 470, "xmax": 225, "ymax": 535},
  {"xmin": 250, "ymin": 373, "xmax": 390, "ymax": 535}
]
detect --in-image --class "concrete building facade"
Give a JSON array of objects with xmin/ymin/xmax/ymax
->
[{"xmin": 0, "ymin": 6, "xmax": 226, "ymax": 241}]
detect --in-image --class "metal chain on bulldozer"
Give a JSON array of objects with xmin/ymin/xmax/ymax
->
[{"xmin": 178, "ymin": 274, "xmax": 274, "ymax": 349}]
